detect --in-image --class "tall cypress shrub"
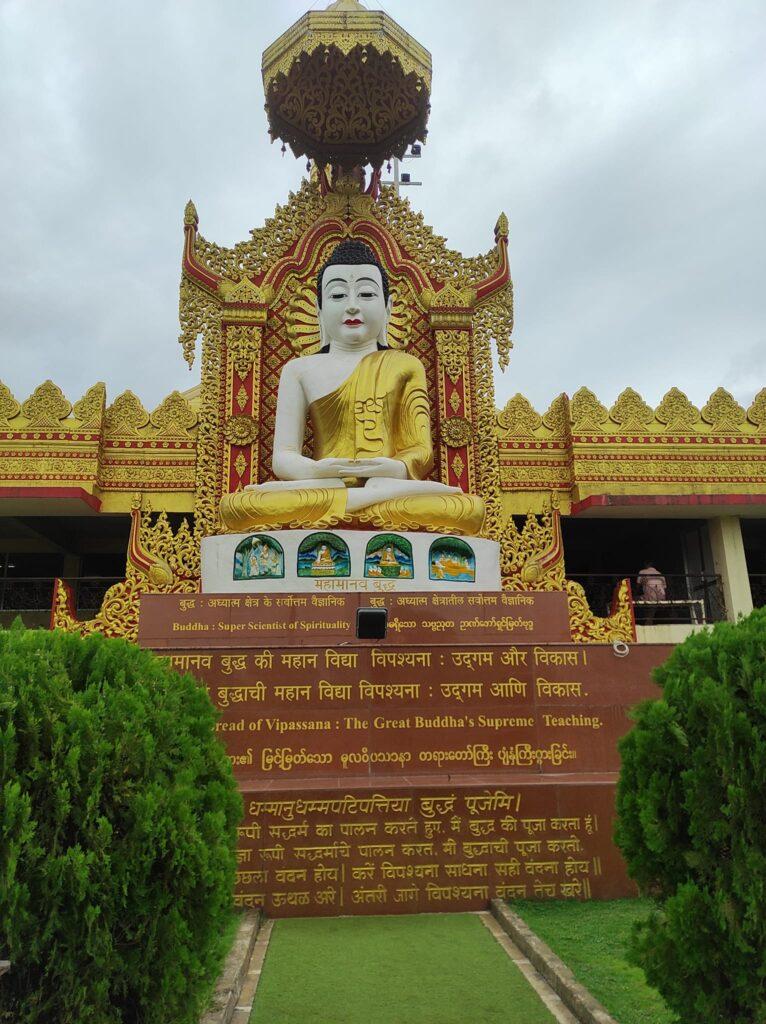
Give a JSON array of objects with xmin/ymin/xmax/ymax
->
[
  {"xmin": 616, "ymin": 608, "xmax": 766, "ymax": 1024},
  {"xmin": 0, "ymin": 623, "xmax": 241, "ymax": 1024}
]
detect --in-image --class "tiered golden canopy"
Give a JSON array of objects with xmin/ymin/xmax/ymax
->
[{"xmin": 262, "ymin": 0, "xmax": 431, "ymax": 168}]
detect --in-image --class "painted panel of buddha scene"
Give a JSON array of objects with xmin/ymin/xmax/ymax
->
[
  {"xmin": 297, "ymin": 532, "xmax": 351, "ymax": 578},
  {"xmin": 233, "ymin": 535, "xmax": 285, "ymax": 580},
  {"xmin": 364, "ymin": 534, "xmax": 414, "ymax": 580},
  {"xmin": 428, "ymin": 537, "xmax": 476, "ymax": 583}
]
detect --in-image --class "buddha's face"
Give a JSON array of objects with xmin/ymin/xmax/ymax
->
[{"xmin": 319, "ymin": 264, "xmax": 391, "ymax": 348}]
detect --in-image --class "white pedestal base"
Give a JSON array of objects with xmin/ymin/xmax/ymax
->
[{"xmin": 201, "ymin": 529, "xmax": 501, "ymax": 594}]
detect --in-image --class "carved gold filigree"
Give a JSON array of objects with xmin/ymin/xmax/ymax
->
[
  {"xmin": 178, "ymin": 261, "xmax": 224, "ymax": 536},
  {"xmin": 193, "ymin": 181, "xmax": 325, "ymax": 282},
  {"xmin": 747, "ymin": 388, "xmax": 766, "ymax": 432},
  {"xmin": 263, "ymin": 5, "xmax": 432, "ymax": 88},
  {"xmin": 571, "ymin": 388, "xmax": 609, "ymax": 434},
  {"xmin": 194, "ymin": 328, "xmax": 224, "ymax": 538},
  {"xmin": 472, "ymin": 287, "xmax": 514, "ymax": 372},
  {"xmin": 425, "ymin": 281, "xmax": 476, "ymax": 331},
  {"xmin": 566, "ymin": 578, "xmax": 635, "ymax": 644},
  {"xmin": 323, "ymin": 170, "xmax": 376, "ymax": 220},
  {"xmin": 150, "ymin": 391, "xmax": 198, "ymax": 437},
  {"xmin": 497, "ymin": 394, "xmax": 542, "ymax": 437},
  {"xmin": 701, "ymin": 387, "xmax": 746, "ymax": 433},
  {"xmin": 441, "ymin": 416, "xmax": 473, "ymax": 447},
  {"xmin": 500, "ymin": 504, "xmax": 565, "ymax": 591},
  {"xmin": 224, "ymin": 415, "xmax": 259, "ymax": 446},
  {"xmin": 73, "ymin": 383, "xmax": 106, "ymax": 430},
  {"xmin": 609, "ymin": 388, "xmax": 654, "ymax": 432},
  {"xmin": 372, "ymin": 186, "xmax": 498, "ymax": 286},
  {"xmin": 184, "ymin": 199, "xmax": 198, "ymax": 227},
  {"xmin": 221, "ymin": 275, "xmax": 267, "ymax": 305},
  {"xmin": 286, "ymin": 282, "xmax": 321, "ymax": 356},
  {"xmin": 472, "ymin": 324, "xmax": 503, "ymax": 541},
  {"xmin": 655, "ymin": 387, "xmax": 699, "ymax": 432},
  {"xmin": 52, "ymin": 507, "xmax": 199, "ymax": 643},
  {"xmin": 126, "ymin": 498, "xmax": 173, "ymax": 587},
  {"xmin": 192, "ymin": 173, "xmax": 509, "ymax": 329},
  {"xmin": 0, "ymin": 383, "xmax": 21, "ymax": 428},
  {"xmin": 191, "ymin": 177, "xmax": 510, "ymax": 366},
  {"xmin": 104, "ymin": 391, "xmax": 150, "ymax": 437},
  {"xmin": 22, "ymin": 381, "xmax": 72, "ymax": 428},
  {"xmin": 226, "ymin": 325, "xmax": 262, "ymax": 379},
  {"xmin": 384, "ymin": 288, "xmax": 413, "ymax": 350},
  {"xmin": 542, "ymin": 394, "xmax": 571, "ymax": 438},
  {"xmin": 500, "ymin": 502, "xmax": 633, "ymax": 640},
  {"xmin": 262, "ymin": 6, "xmax": 431, "ymax": 166},
  {"xmin": 179, "ymin": 276, "xmax": 221, "ymax": 369},
  {"xmin": 451, "ymin": 453, "xmax": 465, "ymax": 478},
  {"xmin": 435, "ymin": 330, "xmax": 470, "ymax": 383}
]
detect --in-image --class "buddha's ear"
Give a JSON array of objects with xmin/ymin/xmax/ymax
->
[
  {"xmin": 378, "ymin": 295, "xmax": 393, "ymax": 348},
  {"xmin": 316, "ymin": 298, "xmax": 327, "ymax": 350}
]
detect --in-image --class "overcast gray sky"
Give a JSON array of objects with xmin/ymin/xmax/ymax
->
[{"xmin": 1, "ymin": 0, "xmax": 764, "ymax": 415}]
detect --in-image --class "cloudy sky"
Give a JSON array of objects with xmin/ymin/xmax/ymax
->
[{"xmin": 1, "ymin": 0, "xmax": 764, "ymax": 416}]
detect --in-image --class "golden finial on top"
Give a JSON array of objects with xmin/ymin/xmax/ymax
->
[
  {"xmin": 183, "ymin": 199, "xmax": 198, "ymax": 227},
  {"xmin": 325, "ymin": 0, "xmax": 366, "ymax": 9}
]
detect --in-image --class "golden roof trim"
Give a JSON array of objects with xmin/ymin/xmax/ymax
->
[{"xmin": 262, "ymin": 10, "xmax": 432, "ymax": 90}]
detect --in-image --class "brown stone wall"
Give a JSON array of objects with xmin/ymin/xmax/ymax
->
[{"xmin": 138, "ymin": 592, "xmax": 671, "ymax": 916}]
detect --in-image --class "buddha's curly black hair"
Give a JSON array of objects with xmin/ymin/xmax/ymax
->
[{"xmin": 316, "ymin": 239, "xmax": 390, "ymax": 308}]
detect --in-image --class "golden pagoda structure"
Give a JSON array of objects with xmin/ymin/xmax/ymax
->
[{"xmin": 0, "ymin": 0, "xmax": 764, "ymax": 645}]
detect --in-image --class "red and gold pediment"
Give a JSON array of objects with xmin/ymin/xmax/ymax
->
[{"xmin": 178, "ymin": 173, "xmax": 514, "ymax": 541}]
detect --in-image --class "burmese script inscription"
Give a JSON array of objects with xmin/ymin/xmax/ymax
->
[{"xmin": 138, "ymin": 591, "xmax": 572, "ymax": 648}]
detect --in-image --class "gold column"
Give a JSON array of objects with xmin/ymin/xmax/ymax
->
[
  {"xmin": 429, "ymin": 286, "xmax": 477, "ymax": 499},
  {"xmin": 219, "ymin": 279, "xmax": 272, "ymax": 498}
]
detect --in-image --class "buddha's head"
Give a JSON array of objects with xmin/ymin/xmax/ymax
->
[{"xmin": 316, "ymin": 239, "xmax": 391, "ymax": 352}]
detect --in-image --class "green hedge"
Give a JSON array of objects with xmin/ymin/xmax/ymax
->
[
  {"xmin": 616, "ymin": 608, "xmax": 766, "ymax": 1024},
  {"xmin": 0, "ymin": 623, "xmax": 242, "ymax": 1023}
]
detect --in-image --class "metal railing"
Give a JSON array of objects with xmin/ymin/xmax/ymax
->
[
  {"xmin": 0, "ymin": 577, "xmax": 123, "ymax": 615},
  {"xmin": 749, "ymin": 575, "xmax": 766, "ymax": 609},
  {"xmin": 568, "ymin": 572, "xmax": 726, "ymax": 624}
]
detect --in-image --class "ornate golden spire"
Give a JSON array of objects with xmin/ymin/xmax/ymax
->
[{"xmin": 262, "ymin": 1, "xmax": 431, "ymax": 168}]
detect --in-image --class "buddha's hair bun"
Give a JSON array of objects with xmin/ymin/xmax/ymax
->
[{"xmin": 317, "ymin": 239, "xmax": 390, "ymax": 308}]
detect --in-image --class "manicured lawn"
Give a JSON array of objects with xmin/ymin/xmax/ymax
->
[
  {"xmin": 250, "ymin": 913, "xmax": 558, "ymax": 1024},
  {"xmin": 512, "ymin": 899, "xmax": 677, "ymax": 1024}
]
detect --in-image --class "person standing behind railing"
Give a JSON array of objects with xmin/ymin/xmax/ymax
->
[{"xmin": 637, "ymin": 561, "xmax": 667, "ymax": 623}]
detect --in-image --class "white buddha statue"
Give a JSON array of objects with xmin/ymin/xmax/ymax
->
[{"xmin": 219, "ymin": 239, "xmax": 484, "ymax": 535}]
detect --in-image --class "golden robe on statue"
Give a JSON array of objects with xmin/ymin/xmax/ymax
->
[
  {"xmin": 310, "ymin": 350, "xmax": 433, "ymax": 482},
  {"xmin": 219, "ymin": 350, "xmax": 485, "ymax": 535}
]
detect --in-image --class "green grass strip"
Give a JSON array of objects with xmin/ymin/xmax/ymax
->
[
  {"xmin": 512, "ymin": 900, "xmax": 677, "ymax": 1024},
  {"xmin": 251, "ymin": 913, "xmax": 558, "ymax": 1024}
]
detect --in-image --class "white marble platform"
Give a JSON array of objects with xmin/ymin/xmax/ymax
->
[{"xmin": 201, "ymin": 529, "xmax": 501, "ymax": 593}]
